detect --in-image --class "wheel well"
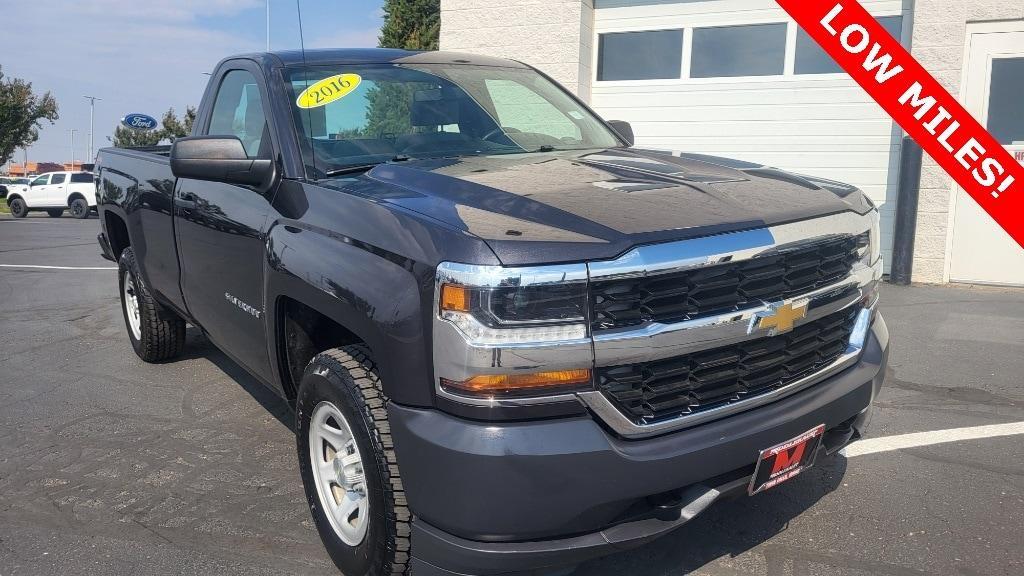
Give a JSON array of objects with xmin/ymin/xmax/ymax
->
[
  {"xmin": 278, "ymin": 297, "xmax": 364, "ymax": 401},
  {"xmin": 105, "ymin": 212, "xmax": 130, "ymax": 258},
  {"xmin": 68, "ymin": 192, "xmax": 87, "ymax": 205},
  {"xmin": 6, "ymin": 194, "xmax": 22, "ymax": 204}
]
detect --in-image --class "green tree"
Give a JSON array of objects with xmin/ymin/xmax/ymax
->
[
  {"xmin": 160, "ymin": 106, "xmax": 197, "ymax": 141},
  {"xmin": 0, "ymin": 65, "xmax": 59, "ymax": 166},
  {"xmin": 111, "ymin": 123, "xmax": 163, "ymax": 148},
  {"xmin": 379, "ymin": 0, "xmax": 440, "ymax": 50}
]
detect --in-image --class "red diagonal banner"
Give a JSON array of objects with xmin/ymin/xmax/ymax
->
[{"xmin": 776, "ymin": 0, "xmax": 1024, "ymax": 248}]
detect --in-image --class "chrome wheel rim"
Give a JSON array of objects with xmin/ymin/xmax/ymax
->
[
  {"xmin": 123, "ymin": 275, "xmax": 142, "ymax": 340},
  {"xmin": 309, "ymin": 401, "xmax": 369, "ymax": 546}
]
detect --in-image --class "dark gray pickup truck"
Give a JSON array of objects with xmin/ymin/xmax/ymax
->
[{"xmin": 95, "ymin": 48, "xmax": 888, "ymax": 576}]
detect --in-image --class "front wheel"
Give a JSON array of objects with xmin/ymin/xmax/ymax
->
[
  {"xmin": 296, "ymin": 346, "xmax": 410, "ymax": 576},
  {"xmin": 118, "ymin": 248, "xmax": 186, "ymax": 362},
  {"xmin": 70, "ymin": 198, "xmax": 90, "ymax": 219},
  {"xmin": 8, "ymin": 198, "xmax": 27, "ymax": 218}
]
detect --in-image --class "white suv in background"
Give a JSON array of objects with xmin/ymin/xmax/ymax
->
[{"xmin": 6, "ymin": 171, "xmax": 97, "ymax": 219}]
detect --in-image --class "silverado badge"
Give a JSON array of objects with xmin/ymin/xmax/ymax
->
[{"xmin": 752, "ymin": 300, "xmax": 809, "ymax": 336}]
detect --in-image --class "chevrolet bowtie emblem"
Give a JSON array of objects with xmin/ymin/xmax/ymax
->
[{"xmin": 753, "ymin": 301, "xmax": 809, "ymax": 335}]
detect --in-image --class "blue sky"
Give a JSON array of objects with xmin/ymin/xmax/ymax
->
[{"xmin": 1, "ymin": 0, "xmax": 385, "ymax": 166}]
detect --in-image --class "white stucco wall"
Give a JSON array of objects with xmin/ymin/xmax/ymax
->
[
  {"xmin": 439, "ymin": 0, "xmax": 595, "ymax": 101},
  {"xmin": 908, "ymin": 1, "xmax": 1024, "ymax": 283}
]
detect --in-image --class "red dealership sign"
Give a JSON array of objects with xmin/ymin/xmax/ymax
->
[{"xmin": 776, "ymin": 0, "xmax": 1024, "ymax": 248}]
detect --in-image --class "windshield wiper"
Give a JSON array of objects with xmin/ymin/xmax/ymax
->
[
  {"xmin": 320, "ymin": 155, "xmax": 412, "ymax": 178},
  {"xmin": 534, "ymin": 145, "xmax": 557, "ymax": 153}
]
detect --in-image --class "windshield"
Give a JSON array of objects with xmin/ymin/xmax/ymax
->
[{"xmin": 285, "ymin": 63, "xmax": 621, "ymax": 177}]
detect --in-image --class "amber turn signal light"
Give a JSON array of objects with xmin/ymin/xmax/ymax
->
[
  {"xmin": 440, "ymin": 284, "xmax": 471, "ymax": 313},
  {"xmin": 441, "ymin": 369, "xmax": 592, "ymax": 397}
]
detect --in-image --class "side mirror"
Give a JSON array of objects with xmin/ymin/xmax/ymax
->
[
  {"xmin": 607, "ymin": 120, "xmax": 634, "ymax": 147},
  {"xmin": 170, "ymin": 136, "xmax": 275, "ymax": 192}
]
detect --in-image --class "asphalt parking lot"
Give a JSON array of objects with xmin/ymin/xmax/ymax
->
[{"xmin": 0, "ymin": 214, "xmax": 1022, "ymax": 576}]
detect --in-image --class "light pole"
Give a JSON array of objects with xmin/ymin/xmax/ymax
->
[
  {"xmin": 83, "ymin": 95, "xmax": 102, "ymax": 162},
  {"xmin": 68, "ymin": 129, "xmax": 77, "ymax": 170}
]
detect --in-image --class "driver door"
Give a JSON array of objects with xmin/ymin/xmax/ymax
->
[{"xmin": 174, "ymin": 63, "xmax": 278, "ymax": 378}]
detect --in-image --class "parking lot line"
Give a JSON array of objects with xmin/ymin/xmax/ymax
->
[
  {"xmin": 0, "ymin": 264, "xmax": 116, "ymax": 270},
  {"xmin": 844, "ymin": 421, "xmax": 1024, "ymax": 458}
]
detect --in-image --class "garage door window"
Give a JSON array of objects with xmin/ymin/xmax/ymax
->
[
  {"xmin": 690, "ymin": 23, "xmax": 787, "ymax": 78},
  {"xmin": 598, "ymin": 30, "xmax": 683, "ymax": 81},
  {"xmin": 795, "ymin": 16, "xmax": 903, "ymax": 74}
]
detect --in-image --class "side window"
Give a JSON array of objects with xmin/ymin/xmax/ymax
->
[
  {"xmin": 31, "ymin": 175, "xmax": 49, "ymax": 186},
  {"xmin": 207, "ymin": 69, "xmax": 270, "ymax": 158},
  {"xmin": 70, "ymin": 173, "xmax": 94, "ymax": 183},
  {"xmin": 51, "ymin": 173, "xmax": 66, "ymax": 185}
]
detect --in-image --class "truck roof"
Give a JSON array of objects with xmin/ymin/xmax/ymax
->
[{"xmin": 230, "ymin": 48, "xmax": 531, "ymax": 69}]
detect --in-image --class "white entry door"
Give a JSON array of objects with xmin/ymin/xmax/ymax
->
[{"xmin": 949, "ymin": 24, "xmax": 1024, "ymax": 285}]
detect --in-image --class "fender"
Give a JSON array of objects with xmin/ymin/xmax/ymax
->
[
  {"xmin": 262, "ymin": 180, "xmax": 501, "ymax": 407},
  {"xmin": 264, "ymin": 222, "xmax": 434, "ymax": 406}
]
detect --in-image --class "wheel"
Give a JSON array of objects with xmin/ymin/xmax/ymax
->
[
  {"xmin": 118, "ymin": 248, "xmax": 186, "ymax": 362},
  {"xmin": 296, "ymin": 346, "xmax": 410, "ymax": 576},
  {"xmin": 8, "ymin": 198, "xmax": 27, "ymax": 218},
  {"xmin": 70, "ymin": 198, "xmax": 90, "ymax": 219},
  {"xmin": 47, "ymin": 209, "xmax": 64, "ymax": 218}
]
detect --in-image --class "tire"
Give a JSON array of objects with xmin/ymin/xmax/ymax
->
[
  {"xmin": 8, "ymin": 198, "xmax": 27, "ymax": 218},
  {"xmin": 70, "ymin": 197, "xmax": 90, "ymax": 219},
  {"xmin": 47, "ymin": 209, "xmax": 64, "ymax": 218},
  {"xmin": 118, "ymin": 248, "xmax": 186, "ymax": 362},
  {"xmin": 296, "ymin": 346, "xmax": 410, "ymax": 576}
]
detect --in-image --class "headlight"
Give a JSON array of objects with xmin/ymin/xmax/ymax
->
[
  {"xmin": 440, "ymin": 283, "xmax": 586, "ymax": 326},
  {"xmin": 859, "ymin": 210, "xmax": 881, "ymax": 267},
  {"xmin": 434, "ymin": 262, "xmax": 593, "ymax": 400}
]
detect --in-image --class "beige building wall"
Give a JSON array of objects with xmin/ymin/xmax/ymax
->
[
  {"xmin": 439, "ymin": 0, "xmax": 595, "ymax": 101},
  {"xmin": 909, "ymin": 1, "xmax": 1024, "ymax": 282}
]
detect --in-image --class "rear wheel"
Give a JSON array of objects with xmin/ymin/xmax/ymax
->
[
  {"xmin": 8, "ymin": 198, "xmax": 27, "ymax": 218},
  {"xmin": 296, "ymin": 346, "xmax": 410, "ymax": 576},
  {"xmin": 118, "ymin": 248, "xmax": 186, "ymax": 362},
  {"xmin": 70, "ymin": 198, "xmax": 90, "ymax": 219},
  {"xmin": 47, "ymin": 209, "xmax": 64, "ymax": 218}
]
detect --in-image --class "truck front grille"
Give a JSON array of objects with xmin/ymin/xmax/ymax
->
[
  {"xmin": 590, "ymin": 232, "xmax": 868, "ymax": 331},
  {"xmin": 596, "ymin": 306, "xmax": 860, "ymax": 424}
]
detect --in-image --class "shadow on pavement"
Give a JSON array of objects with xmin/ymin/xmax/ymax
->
[{"xmin": 180, "ymin": 326, "xmax": 296, "ymax": 433}]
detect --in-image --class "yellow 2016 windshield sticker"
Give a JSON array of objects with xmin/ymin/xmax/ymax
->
[{"xmin": 296, "ymin": 73, "xmax": 362, "ymax": 109}]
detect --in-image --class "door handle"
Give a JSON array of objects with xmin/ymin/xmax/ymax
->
[{"xmin": 177, "ymin": 193, "xmax": 197, "ymax": 211}]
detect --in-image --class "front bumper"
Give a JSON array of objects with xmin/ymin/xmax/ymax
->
[{"xmin": 391, "ymin": 315, "xmax": 888, "ymax": 575}]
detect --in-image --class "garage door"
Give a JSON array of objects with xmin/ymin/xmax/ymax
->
[
  {"xmin": 589, "ymin": 0, "xmax": 908, "ymax": 269},
  {"xmin": 949, "ymin": 24, "xmax": 1024, "ymax": 286}
]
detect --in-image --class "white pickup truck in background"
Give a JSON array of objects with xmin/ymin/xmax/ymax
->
[{"xmin": 6, "ymin": 171, "xmax": 97, "ymax": 219}]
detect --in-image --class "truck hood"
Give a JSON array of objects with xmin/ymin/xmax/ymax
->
[{"xmin": 352, "ymin": 148, "xmax": 874, "ymax": 266}]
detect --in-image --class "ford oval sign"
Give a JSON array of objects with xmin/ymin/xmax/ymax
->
[{"xmin": 121, "ymin": 113, "xmax": 158, "ymax": 130}]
